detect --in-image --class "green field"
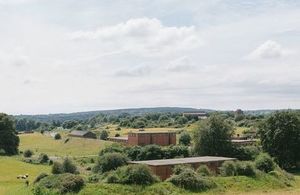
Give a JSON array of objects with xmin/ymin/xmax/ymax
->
[
  {"xmin": 19, "ymin": 133, "xmax": 111, "ymax": 157},
  {"xmin": 0, "ymin": 156, "xmax": 50, "ymax": 195}
]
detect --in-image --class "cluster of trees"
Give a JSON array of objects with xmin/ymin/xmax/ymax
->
[
  {"xmin": 98, "ymin": 143, "xmax": 190, "ymax": 162},
  {"xmin": 193, "ymin": 111, "xmax": 300, "ymax": 169},
  {"xmin": 15, "ymin": 118, "xmax": 60, "ymax": 131}
]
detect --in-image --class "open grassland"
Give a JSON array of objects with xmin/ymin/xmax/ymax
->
[
  {"xmin": 19, "ymin": 133, "xmax": 111, "ymax": 157},
  {"xmin": 0, "ymin": 156, "xmax": 50, "ymax": 195}
]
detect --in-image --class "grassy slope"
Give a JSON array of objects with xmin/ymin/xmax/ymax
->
[
  {"xmin": 19, "ymin": 133, "xmax": 111, "ymax": 157},
  {"xmin": 0, "ymin": 156, "xmax": 50, "ymax": 195}
]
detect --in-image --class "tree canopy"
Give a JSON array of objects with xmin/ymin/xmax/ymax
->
[
  {"xmin": 193, "ymin": 114, "xmax": 233, "ymax": 156},
  {"xmin": 0, "ymin": 113, "xmax": 20, "ymax": 155},
  {"xmin": 258, "ymin": 111, "xmax": 300, "ymax": 169}
]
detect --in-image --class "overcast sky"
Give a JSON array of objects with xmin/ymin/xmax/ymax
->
[{"xmin": 1, "ymin": 0, "xmax": 300, "ymax": 114}]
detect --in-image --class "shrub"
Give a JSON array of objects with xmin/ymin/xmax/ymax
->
[
  {"xmin": 54, "ymin": 133, "xmax": 61, "ymax": 140},
  {"xmin": 62, "ymin": 158, "xmax": 77, "ymax": 174},
  {"xmin": 35, "ymin": 173, "xmax": 84, "ymax": 194},
  {"xmin": 100, "ymin": 130, "xmax": 109, "ymax": 140},
  {"xmin": 106, "ymin": 164, "xmax": 159, "ymax": 185},
  {"xmin": 255, "ymin": 153, "xmax": 275, "ymax": 173},
  {"xmin": 235, "ymin": 161, "xmax": 256, "ymax": 177},
  {"xmin": 23, "ymin": 149, "xmax": 34, "ymax": 158},
  {"xmin": 93, "ymin": 152, "xmax": 128, "ymax": 173},
  {"xmin": 167, "ymin": 168, "xmax": 215, "ymax": 191},
  {"xmin": 179, "ymin": 132, "xmax": 192, "ymax": 146},
  {"xmin": 99, "ymin": 143, "xmax": 124, "ymax": 156},
  {"xmin": 197, "ymin": 165, "xmax": 212, "ymax": 176},
  {"xmin": 163, "ymin": 145, "xmax": 189, "ymax": 159},
  {"xmin": 52, "ymin": 162, "xmax": 63, "ymax": 174},
  {"xmin": 137, "ymin": 144, "xmax": 164, "ymax": 160},
  {"xmin": 126, "ymin": 145, "xmax": 142, "ymax": 161},
  {"xmin": 34, "ymin": 173, "xmax": 48, "ymax": 184},
  {"xmin": 38, "ymin": 153, "xmax": 49, "ymax": 164},
  {"xmin": 115, "ymin": 127, "xmax": 121, "ymax": 131},
  {"xmin": 232, "ymin": 146, "xmax": 260, "ymax": 161},
  {"xmin": 115, "ymin": 133, "xmax": 120, "ymax": 137},
  {"xmin": 219, "ymin": 161, "xmax": 236, "ymax": 176},
  {"xmin": 173, "ymin": 164, "xmax": 193, "ymax": 175}
]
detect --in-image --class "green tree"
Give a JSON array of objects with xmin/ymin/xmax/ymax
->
[
  {"xmin": 0, "ymin": 113, "xmax": 19, "ymax": 155},
  {"xmin": 258, "ymin": 111, "xmax": 300, "ymax": 169},
  {"xmin": 193, "ymin": 114, "xmax": 233, "ymax": 156},
  {"xmin": 179, "ymin": 131, "xmax": 191, "ymax": 146},
  {"xmin": 100, "ymin": 130, "xmax": 109, "ymax": 140}
]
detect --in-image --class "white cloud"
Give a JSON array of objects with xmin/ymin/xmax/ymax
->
[
  {"xmin": 248, "ymin": 40, "xmax": 283, "ymax": 59},
  {"xmin": 166, "ymin": 56, "xmax": 195, "ymax": 72},
  {"xmin": 115, "ymin": 65, "xmax": 153, "ymax": 77},
  {"xmin": 69, "ymin": 18, "xmax": 203, "ymax": 57}
]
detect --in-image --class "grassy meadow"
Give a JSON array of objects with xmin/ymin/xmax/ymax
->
[{"xmin": 19, "ymin": 133, "xmax": 111, "ymax": 157}]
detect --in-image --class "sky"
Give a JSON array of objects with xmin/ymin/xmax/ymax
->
[{"xmin": 0, "ymin": 0, "xmax": 300, "ymax": 115}]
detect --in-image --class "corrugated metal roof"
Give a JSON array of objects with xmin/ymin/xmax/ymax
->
[{"xmin": 129, "ymin": 156, "xmax": 235, "ymax": 166}]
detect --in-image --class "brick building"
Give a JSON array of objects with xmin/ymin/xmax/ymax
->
[
  {"xmin": 108, "ymin": 131, "xmax": 176, "ymax": 146},
  {"xmin": 127, "ymin": 131, "xmax": 176, "ymax": 146},
  {"xmin": 130, "ymin": 156, "xmax": 235, "ymax": 180}
]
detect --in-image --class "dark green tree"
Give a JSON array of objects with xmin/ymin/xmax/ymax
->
[
  {"xmin": 258, "ymin": 111, "xmax": 300, "ymax": 169},
  {"xmin": 0, "ymin": 113, "xmax": 19, "ymax": 155},
  {"xmin": 193, "ymin": 114, "xmax": 233, "ymax": 156},
  {"xmin": 179, "ymin": 131, "xmax": 191, "ymax": 146}
]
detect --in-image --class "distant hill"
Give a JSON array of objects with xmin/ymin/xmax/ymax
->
[{"xmin": 14, "ymin": 107, "xmax": 213, "ymax": 122}]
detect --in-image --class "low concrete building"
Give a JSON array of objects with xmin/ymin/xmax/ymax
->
[
  {"xmin": 68, "ymin": 130, "xmax": 96, "ymax": 139},
  {"xmin": 231, "ymin": 139, "xmax": 257, "ymax": 146},
  {"xmin": 182, "ymin": 112, "xmax": 208, "ymax": 119},
  {"xmin": 130, "ymin": 156, "xmax": 235, "ymax": 180},
  {"xmin": 107, "ymin": 136, "xmax": 128, "ymax": 144}
]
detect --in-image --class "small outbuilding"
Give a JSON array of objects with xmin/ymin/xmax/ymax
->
[
  {"xmin": 68, "ymin": 130, "xmax": 96, "ymax": 139},
  {"xmin": 130, "ymin": 156, "xmax": 235, "ymax": 180}
]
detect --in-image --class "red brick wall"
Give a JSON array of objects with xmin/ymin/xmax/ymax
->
[{"xmin": 128, "ymin": 132, "xmax": 176, "ymax": 146}]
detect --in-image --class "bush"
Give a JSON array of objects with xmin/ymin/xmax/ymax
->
[
  {"xmin": 93, "ymin": 152, "xmax": 128, "ymax": 173},
  {"xmin": 137, "ymin": 144, "xmax": 164, "ymax": 160},
  {"xmin": 35, "ymin": 173, "xmax": 84, "ymax": 194},
  {"xmin": 197, "ymin": 165, "xmax": 212, "ymax": 176},
  {"xmin": 179, "ymin": 131, "xmax": 191, "ymax": 146},
  {"xmin": 126, "ymin": 145, "xmax": 142, "ymax": 160},
  {"xmin": 115, "ymin": 133, "xmax": 120, "ymax": 137},
  {"xmin": 100, "ymin": 130, "xmax": 109, "ymax": 140},
  {"xmin": 106, "ymin": 164, "xmax": 159, "ymax": 185},
  {"xmin": 34, "ymin": 173, "xmax": 49, "ymax": 184},
  {"xmin": 38, "ymin": 153, "xmax": 49, "ymax": 164},
  {"xmin": 52, "ymin": 162, "xmax": 63, "ymax": 174},
  {"xmin": 232, "ymin": 146, "xmax": 260, "ymax": 161},
  {"xmin": 23, "ymin": 149, "xmax": 34, "ymax": 158},
  {"xmin": 255, "ymin": 153, "xmax": 275, "ymax": 173},
  {"xmin": 220, "ymin": 161, "xmax": 236, "ymax": 176},
  {"xmin": 173, "ymin": 165, "xmax": 193, "ymax": 175},
  {"xmin": 54, "ymin": 133, "xmax": 61, "ymax": 140},
  {"xmin": 62, "ymin": 158, "xmax": 77, "ymax": 174},
  {"xmin": 167, "ymin": 168, "xmax": 215, "ymax": 191},
  {"xmin": 235, "ymin": 161, "xmax": 256, "ymax": 177},
  {"xmin": 163, "ymin": 145, "xmax": 189, "ymax": 159},
  {"xmin": 99, "ymin": 144, "xmax": 124, "ymax": 156}
]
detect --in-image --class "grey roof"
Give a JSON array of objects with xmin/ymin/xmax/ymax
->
[
  {"xmin": 129, "ymin": 131, "xmax": 176, "ymax": 134},
  {"xmin": 231, "ymin": 139, "xmax": 257, "ymax": 143},
  {"xmin": 69, "ymin": 130, "xmax": 91, "ymax": 136},
  {"xmin": 129, "ymin": 156, "xmax": 235, "ymax": 166},
  {"xmin": 108, "ymin": 137, "xmax": 128, "ymax": 141}
]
